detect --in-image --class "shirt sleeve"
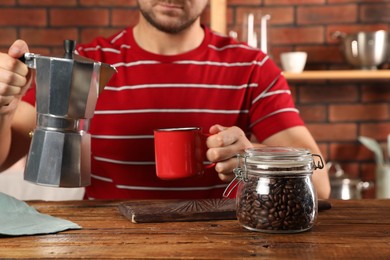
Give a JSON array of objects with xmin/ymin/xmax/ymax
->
[{"xmin": 249, "ymin": 57, "xmax": 304, "ymax": 142}]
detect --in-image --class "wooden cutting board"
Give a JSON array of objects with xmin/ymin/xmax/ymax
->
[
  {"xmin": 118, "ymin": 199, "xmax": 332, "ymax": 223},
  {"xmin": 118, "ymin": 198, "xmax": 236, "ymax": 223}
]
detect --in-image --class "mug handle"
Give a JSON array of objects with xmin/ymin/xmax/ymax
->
[{"xmin": 205, "ymin": 162, "xmax": 217, "ymax": 169}]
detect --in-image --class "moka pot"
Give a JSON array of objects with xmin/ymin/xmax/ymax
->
[{"xmin": 21, "ymin": 40, "xmax": 116, "ymax": 187}]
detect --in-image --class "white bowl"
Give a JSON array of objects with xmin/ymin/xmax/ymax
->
[{"xmin": 280, "ymin": 52, "xmax": 307, "ymax": 73}]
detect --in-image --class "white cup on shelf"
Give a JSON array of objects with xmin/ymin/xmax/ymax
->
[
  {"xmin": 280, "ymin": 52, "xmax": 307, "ymax": 73},
  {"xmin": 376, "ymin": 164, "xmax": 390, "ymax": 199}
]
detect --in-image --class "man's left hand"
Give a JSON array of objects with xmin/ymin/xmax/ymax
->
[{"xmin": 206, "ymin": 124, "xmax": 253, "ymax": 182}]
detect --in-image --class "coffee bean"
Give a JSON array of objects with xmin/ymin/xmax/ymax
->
[
  {"xmin": 236, "ymin": 174, "xmax": 316, "ymax": 233},
  {"xmin": 264, "ymin": 201, "xmax": 273, "ymax": 209}
]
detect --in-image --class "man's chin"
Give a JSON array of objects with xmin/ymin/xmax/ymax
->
[{"xmin": 151, "ymin": 19, "xmax": 191, "ymax": 34}]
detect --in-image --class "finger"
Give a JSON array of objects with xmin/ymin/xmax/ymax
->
[
  {"xmin": 215, "ymin": 159, "xmax": 237, "ymax": 182},
  {"xmin": 209, "ymin": 124, "xmax": 227, "ymax": 135},
  {"xmin": 218, "ymin": 172, "xmax": 235, "ymax": 182},
  {"xmin": 0, "ymin": 53, "xmax": 29, "ymax": 78},
  {"xmin": 8, "ymin": 39, "xmax": 29, "ymax": 59},
  {"xmin": 207, "ymin": 140, "xmax": 244, "ymax": 162},
  {"xmin": 215, "ymin": 157, "xmax": 238, "ymax": 175},
  {"xmin": 0, "ymin": 82, "xmax": 22, "ymax": 96},
  {"xmin": 207, "ymin": 127, "xmax": 239, "ymax": 148},
  {"xmin": 0, "ymin": 95, "xmax": 14, "ymax": 106},
  {"xmin": 0, "ymin": 65, "xmax": 28, "ymax": 87}
]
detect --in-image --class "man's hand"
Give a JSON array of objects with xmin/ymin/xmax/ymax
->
[
  {"xmin": 206, "ymin": 124, "xmax": 253, "ymax": 182},
  {"xmin": 0, "ymin": 40, "xmax": 31, "ymax": 113}
]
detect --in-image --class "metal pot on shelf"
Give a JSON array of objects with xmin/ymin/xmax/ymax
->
[
  {"xmin": 327, "ymin": 161, "xmax": 371, "ymax": 200},
  {"xmin": 332, "ymin": 30, "xmax": 390, "ymax": 70}
]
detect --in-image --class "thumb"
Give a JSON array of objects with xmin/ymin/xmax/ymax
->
[{"xmin": 8, "ymin": 39, "xmax": 29, "ymax": 58}]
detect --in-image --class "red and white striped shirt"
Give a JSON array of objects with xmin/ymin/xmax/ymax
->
[{"xmin": 23, "ymin": 26, "xmax": 304, "ymax": 199}]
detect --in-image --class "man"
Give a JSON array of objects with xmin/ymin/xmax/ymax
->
[{"xmin": 0, "ymin": 0, "xmax": 330, "ymax": 199}]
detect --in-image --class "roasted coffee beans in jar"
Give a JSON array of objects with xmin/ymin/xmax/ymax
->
[{"xmin": 234, "ymin": 147, "xmax": 324, "ymax": 233}]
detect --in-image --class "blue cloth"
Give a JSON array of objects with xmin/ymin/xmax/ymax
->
[{"xmin": 0, "ymin": 192, "xmax": 81, "ymax": 236}]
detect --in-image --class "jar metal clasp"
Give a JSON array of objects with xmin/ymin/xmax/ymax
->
[
  {"xmin": 312, "ymin": 153, "xmax": 325, "ymax": 170},
  {"xmin": 223, "ymin": 154, "xmax": 247, "ymax": 198}
]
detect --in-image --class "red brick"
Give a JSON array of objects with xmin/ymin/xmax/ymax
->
[
  {"xmin": 361, "ymin": 163, "xmax": 377, "ymax": 181},
  {"xmin": 360, "ymin": 123, "xmax": 390, "ymax": 141},
  {"xmin": 298, "ymin": 5, "xmax": 357, "ymax": 24},
  {"xmin": 264, "ymin": 0, "xmax": 324, "ymax": 4},
  {"xmin": 0, "ymin": 0, "xmax": 15, "ymax": 5},
  {"xmin": 235, "ymin": 7, "xmax": 293, "ymax": 26},
  {"xmin": 80, "ymin": 28, "xmax": 122, "ymax": 43},
  {"xmin": 360, "ymin": 4, "xmax": 390, "ymax": 23},
  {"xmin": 286, "ymin": 83, "xmax": 298, "ymax": 99},
  {"xmin": 329, "ymin": 104, "xmax": 389, "ymax": 122},
  {"xmin": 271, "ymin": 46, "xmax": 294, "ymax": 61},
  {"xmin": 80, "ymin": 0, "xmax": 137, "ymax": 7},
  {"xmin": 19, "ymin": 0, "xmax": 76, "ymax": 6},
  {"xmin": 20, "ymin": 28, "xmax": 79, "ymax": 46},
  {"xmin": 317, "ymin": 143, "xmax": 328, "ymax": 160},
  {"xmin": 329, "ymin": 0, "xmax": 385, "ymax": 3},
  {"xmin": 329, "ymin": 143, "xmax": 366, "ymax": 163},
  {"xmin": 288, "ymin": 85, "xmax": 298, "ymax": 103},
  {"xmin": 360, "ymin": 162, "xmax": 376, "ymax": 198},
  {"xmin": 343, "ymin": 163, "xmax": 360, "ymax": 179},
  {"xmin": 27, "ymin": 47, "xmax": 52, "ymax": 56},
  {"xmin": 50, "ymin": 9, "xmax": 109, "ymax": 26},
  {"xmin": 363, "ymin": 189, "xmax": 375, "ymax": 199},
  {"xmin": 358, "ymin": 141, "xmax": 388, "ymax": 162},
  {"xmin": 297, "ymin": 45, "xmax": 342, "ymax": 64},
  {"xmin": 0, "ymin": 28, "xmax": 17, "ymax": 45},
  {"xmin": 307, "ymin": 123, "xmax": 357, "ymax": 142},
  {"xmin": 298, "ymin": 104, "xmax": 327, "ymax": 122},
  {"xmin": 229, "ymin": 0, "xmax": 262, "ymax": 5},
  {"xmin": 270, "ymin": 26, "xmax": 324, "ymax": 45},
  {"xmin": 112, "ymin": 9, "xmax": 139, "ymax": 27},
  {"xmin": 362, "ymin": 84, "xmax": 390, "ymax": 102},
  {"xmin": 300, "ymin": 85, "xmax": 358, "ymax": 103},
  {"xmin": 0, "ymin": 8, "xmax": 46, "ymax": 26}
]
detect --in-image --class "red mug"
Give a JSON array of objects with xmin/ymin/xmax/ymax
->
[{"xmin": 154, "ymin": 127, "xmax": 215, "ymax": 180}]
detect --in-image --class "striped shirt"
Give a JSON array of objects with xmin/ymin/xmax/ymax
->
[{"xmin": 22, "ymin": 26, "xmax": 304, "ymax": 200}]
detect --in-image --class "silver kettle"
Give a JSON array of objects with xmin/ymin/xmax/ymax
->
[{"xmin": 327, "ymin": 161, "xmax": 371, "ymax": 200}]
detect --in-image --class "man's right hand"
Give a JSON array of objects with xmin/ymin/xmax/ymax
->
[{"xmin": 0, "ymin": 40, "xmax": 31, "ymax": 113}]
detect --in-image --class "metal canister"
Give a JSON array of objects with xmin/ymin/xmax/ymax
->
[{"xmin": 327, "ymin": 161, "xmax": 371, "ymax": 200}]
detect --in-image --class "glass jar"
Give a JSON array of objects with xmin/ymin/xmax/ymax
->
[{"xmin": 233, "ymin": 147, "xmax": 324, "ymax": 233}]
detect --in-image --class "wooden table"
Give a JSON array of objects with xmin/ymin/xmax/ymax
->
[{"xmin": 1, "ymin": 199, "xmax": 390, "ymax": 259}]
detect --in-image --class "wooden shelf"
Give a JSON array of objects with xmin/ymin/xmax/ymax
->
[{"xmin": 283, "ymin": 70, "xmax": 390, "ymax": 81}]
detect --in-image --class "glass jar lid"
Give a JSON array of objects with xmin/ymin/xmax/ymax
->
[
  {"xmin": 242, "ymin": 147, "xmax": 317, "ymax": 175},
  {"xmin": 224, "ymin": 146, "xmax": 324, "ymax": 197}
]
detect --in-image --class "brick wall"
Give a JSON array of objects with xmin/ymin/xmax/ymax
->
[{"xmin": 0, "ymin": 0, "xmax": 389, "ymax": 197}]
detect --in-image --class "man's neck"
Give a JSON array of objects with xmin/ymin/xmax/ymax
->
[{"xmin": 133, "ymin": 17, "xmax": 205, "ymax": 55}]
